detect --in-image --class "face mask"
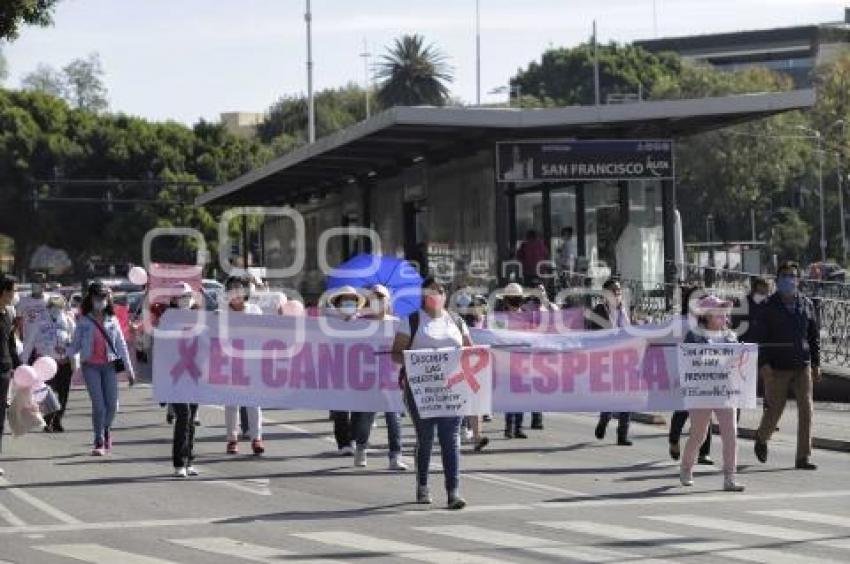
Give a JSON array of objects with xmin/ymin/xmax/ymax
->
[
  {"xmin": 178, "ymin": 296, "xmax": 194, "ymax": 310},
  {"xmin": 777, "ymin": 276, "xmax": 797, "ymax": 296},
  {"xmin": 339, "ymin": 300, "xmax": 359, "ymax": 317},
  {"xmin": 456, "ymin": 294, "xmax": 472, "ymax": 308},
  {"xmin": 92, "ymin": 298, "xmax": 107, "ymax": 311},
  {"xmin": 752, "ymin": 293, "xmax": 767, "ymax": 304},
  {"xmin": 11, "ymin": 292, "xmax": 20, "ymax": 307},
  {"xmin": 424, "ymin": 294, "xmax": 445, "ymax": 311}
]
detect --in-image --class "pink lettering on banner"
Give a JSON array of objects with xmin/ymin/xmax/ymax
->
[
  {"xmin": 230, "ymin": 340, "xmax": 249, "ymax": 386},
  {"xmin": 209, "ymin": 338, "xmax": 229, "ymax": 385},
  {"xmin": 208, "ymin": 338, "xmax": 249, "ymax": 386},
  {"xmin": 290, "ymin": 346, "xmax": 317, "ymax": 389},
  {"xmin": 559, "ymin": 352, "xmax": 583, "ymax": 392},
  {"xmin": 348, "ymin": 344, "xmax": 376, "ymax": 391},
  {"xmin": 378, "ymin": 352, "xmax": 399, "ymax": 391},
  {"xmin": 261, "ymin": 340, "xmax": 288, "ymax": 388},
  {"xmin": 509, "ymin": 353, "xmax": 532, "ymax": 393},
  {"xmin": 531, "ymin": 353, "xmax": 558, "ymax": 393},
  {"xmin": 171, "ymin": 337, "xmax": 201, "ymax": 384},
  {"xmin": 613, "ymin": 347, "xmax": 642, "ymax": 391},
  {"xmin": 588, "ymin": 351, "xmax": 611, "ymax": 392},
  {"xmin": 317, "ymin": 343, "xmax": 345, "ymax": 389},
  {"xmin": 642, "ymin": 346, "xmax": 671, "ymax": 390}
]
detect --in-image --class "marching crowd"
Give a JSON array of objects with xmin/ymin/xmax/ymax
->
[{"xmin": 0, "ymin": 258, "xmax": 821, "ymax": 509}]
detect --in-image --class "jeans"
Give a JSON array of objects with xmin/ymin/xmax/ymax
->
[
  {"xmin": 331, "ymin": 411, "xmax": 375, "ymax": 449},
  {"xmin": 0, "ymin": 373, "xmax": 9, "ymax": 453},
  {"xmin": 385, "ymin": 412, "xmax": 402, "ymax": 456},
  {"xmin": 670, "ymin": 410, "xmax": 711, "ymax": 457},
  {"xmin": 225, "ymin": 406, "xmax": 262, "ymax": 441},
  {"xmin": 172, "ymin": 403, "xmax": 198, "ymax": 468},
  {"xmin": 599, "ymin": 412, "xmax": 631, "ymax": 438},
  {"xmin": 682, "ymin": 408, "xmax": 737, "ymax": 478},
  {"xmin": 82, "ymin": 363, "xmax": 119, "ymax": 445},
  {"xmin": 45, "ymin": 361, "xmax": 73, "ymax": 429}
]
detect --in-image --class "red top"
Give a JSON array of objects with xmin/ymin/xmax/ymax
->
[
  {"xmin": 517, "ymin": 238, "xmax": 549, "ymax": 276},
  {"xmin": 89, "ymin": 323, "xmax": 109, "ymax": 365}
]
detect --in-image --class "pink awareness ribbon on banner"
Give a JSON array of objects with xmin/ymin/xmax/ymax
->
[
  {"xmin": 170, "ymin": 337, "xmax": 201, "ymax": 384},
  {"xmin": 446, "ymin": 348, "xmax": 489, "ymax": 393}
]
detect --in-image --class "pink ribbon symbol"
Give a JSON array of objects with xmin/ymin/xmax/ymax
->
[
  {"xmin": 447, "ymin": 348, "xmax": 489, "ymax": 393},
  {"xmin": 729, "ymin": 349, "xmax": 751, "ymax": 383},
  {"xmin": 170, "ymin": 337, "xmax": 201, "ymax": 384}
]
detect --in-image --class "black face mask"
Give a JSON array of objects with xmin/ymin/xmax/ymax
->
[{"xmin": 505, "ymin": 297, "xmax": 524, "ymax": 309}]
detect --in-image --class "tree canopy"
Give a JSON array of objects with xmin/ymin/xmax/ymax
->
[
  {"xmin": 0, "ymin": 0, "xmax": 60, "ymax": 41},
  {"xmin": 375, "ymin": 34, "xmax": 453, "ymax": 107}
]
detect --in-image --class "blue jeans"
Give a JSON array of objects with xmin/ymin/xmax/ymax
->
[
  {"xmin": 82, "ymin": 363, "xmax": 118, "ymax": 445},
  {"xmin": 413, "ymin": 415, "xmax": 462, "ymax": 492},
  {"xmin": 385, "ymin": 412, "xmax": 402, "ymax": 456}
]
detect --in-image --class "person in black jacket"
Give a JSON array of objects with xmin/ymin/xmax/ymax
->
[
  {"xmin": 0, "ymin": 275, "xmax": 22, "ymax": 476},
  {"xmin": 588, "ymin": 278, "xmax": 633, "ymax": 446},
  {"xmin": 754, "ymin": 261, "xmax": 820, "ymax": 470}
]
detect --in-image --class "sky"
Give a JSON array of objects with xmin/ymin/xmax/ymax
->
[{"xmin": 1, "ymin": 0, "xmax": 846, "ymax": 125}]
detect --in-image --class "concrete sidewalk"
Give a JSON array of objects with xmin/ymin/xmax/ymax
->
[{"xmin": 636, "ymin": 401, "xmax": 850, "ymax": 453}]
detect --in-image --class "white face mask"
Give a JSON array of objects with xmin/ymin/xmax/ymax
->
[
  {"xmin": 177, "ymin": 296, "xmax": 194, "ymax": 310},
  {"xmin": 752, "ymin": 293, "xmax": 767, "ymax": 304},
  {"xmin": 338, "ymin": 300, "xmax": 359, "ymax": 317},
  {"xmin": 456, "ymin": 294, "xmax": 472, "ymax": 308}
]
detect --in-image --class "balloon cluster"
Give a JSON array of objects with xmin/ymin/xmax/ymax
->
[{"xmin": 14, "ymin": 357, "xmax": 58, "ymax": 388}]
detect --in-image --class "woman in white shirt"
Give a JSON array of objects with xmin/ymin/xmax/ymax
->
[{"xmin": 391, "ymin": 277, "xmax": 470, "ymax": 510}]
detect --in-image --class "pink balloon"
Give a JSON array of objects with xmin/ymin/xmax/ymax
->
[
  {"xmin": 128, "ymin": 266, "xmax": 149, "ymax": 286},
  {"xmin": 33, "ymin": 356, "xmax": 58, "ymax": 382},
  {"xmin": 13, "ymin": 365, "xmax": 38, "ymax": 388},
  {"xmin": 281, "ymin": 300, "xmax": 305, "ymax": 316}
]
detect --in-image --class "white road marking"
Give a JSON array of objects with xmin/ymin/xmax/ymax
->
[
  {"xmin": 646, "ymin": 515, "xmax": 850, "ymax": 551},
  {"xmin": 169, "ymin": 537, "xmax": 344, "ymax": 564},
  {"xmin": 294, "ymin": 531, "xmax": 513, "ymax": 563},
  {"xmin": 418, "ymin": 524, "xmax": 676, "ymax": 563},
  {"xmin": 753, "ymin": 510, "xmax": 850, "ymax": 529},
  {"xmin": 0, "ymin": 477, "xmax": 80, "ymax": 524},
  {"xmin": 34, "ymin": 544, "xmax": 178, "ymax": 564},
  {"xmin": 467, "ymin": 472, "xmax": 586, "ymax": 496},
  {"xmin": 0, "ymin": 501, "xmax": 26, "ymax": 527},
  {"xmin": 532, "ymin": 520, "xmax": 842, "ymax": 564},
  {"xmin": 0, "ymin": 517, "xmax": 221, "ymax": 535},
  {"xmin": 207, "ymin": 478, "xmax": 272, "ymax": 496}
]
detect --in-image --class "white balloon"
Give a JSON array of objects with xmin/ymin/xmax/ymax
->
[
  {"xmin": 33, "ymin": 356, "xmax": 58, "ymax": 382},
  {"xmin": 128, "ymin": 266, "xmax": 148, "ymax": 286}
]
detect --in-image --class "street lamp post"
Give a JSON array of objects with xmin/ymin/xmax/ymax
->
[
  {"xmin": 305, "ymin": 0, "xmax": 315, "ymax": 144},
  {"xmin": 475, "ymin": 0, "xmax": 481, "ymax": 106},
  {"xmin": 360, "ymin": 38, "xmax": 371, "ymax": 119},
  {"xmin": 797, "ymin": 125, "xmax": 826, "ymax": 262}
]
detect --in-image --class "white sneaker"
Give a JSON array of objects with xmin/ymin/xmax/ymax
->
[
  {"xmin": 186, "ymin": 466, "xmax": 199, "ymax": 476},
  {"xmin": 388, "ymin": 453, "xmax": 408, "ymax": 471},
  {"xmin": 462, "ymin": 428, "xmax": 474, "ymax": 442},
  {"xmin": 354, "ymin": 446, "xmax": 368, "ymax": 467},
  {"xmin": 680, "ymin": 468, "xmax": 694, "ymax": 487},
  {"xmin": 339, "ymin": 445, "xmax": 355, "ymax": 456},
  {"xmin": 724, "ymin": 478, "xmax": 745, "ymax": 492},
  {"xmin": 0, "ymin": 467, "xmax": 4, "ymax": 476},
  {"xmin": 173, "ymin": 467, "xmax": 188, "ymax": 479}
]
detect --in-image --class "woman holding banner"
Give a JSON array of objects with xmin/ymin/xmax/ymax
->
[
  {"xmin": 392, "ymin": 277, "xmax": 470, "ymax": 510},
  {"xmin": 223, "ymin": 276, "xmax": 265, "ymax": 456},
  {"xmin": 679, "ymin": 295, "xmax": 745, "ymax": 492}
]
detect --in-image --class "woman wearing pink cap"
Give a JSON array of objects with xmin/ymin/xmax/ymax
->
[{"xmin": 680, "ymin": 295, "xmax": 745, "ymax": 492}]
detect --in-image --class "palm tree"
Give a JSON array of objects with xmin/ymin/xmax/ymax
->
[{"xmin": 375, "ymin": 34, "xmax": 453, "ymax": 108}]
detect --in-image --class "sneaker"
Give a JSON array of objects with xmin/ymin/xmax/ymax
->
[
  {"xmin": 354, "ymin": 446, "xmax": 368, "ymax": 467},
  {"xmin": 504, "ymin": 429, "xmax": 514, "ymax": 439},
  {"xmin": 447, "ymin": 491, "xmax": 467, "ymax": 510},
  {"xmin": 669, "ymin": 441, "xmax": 681, "ymax": 461},
  {"xmin": 0, "ymin": 468, "xmax": 4, "ymax": 476},
  {"xmin": 474, "ymin": 437, "xmax": 490, "ymax": 453},
  {"xmin": 697, "ymin": 455, "xmax": 714, "ymax": 466},
  {"xmin": 723, "ymin": 478, "xmax": 745, "ymax": 492},
  {"xmin": 173, "ymin": 467, "xmax": 188, "ymax": 478},
  {"xmin": 185, "ymin": 466, "xmax": 200, "ymax": 476},
  {"xmin": 617, "ymin": 438, "xmax": 634, "ymax": 446},
  {"xmin": 754, "ymin": 440, "xmax": 768, "ymax": 463},
  {"xmin": 388, "ymin": 453, "xmax": 407, "ymax": 471},
  {"xmin": 680, "ymin": 469, "xmax": 694, "ymax": 486},
  {"xmin": 193, "ymin": 419, "xmax": 202, "ymax": 427},
  {"xmin": 482, "ymin": 415, "xmax": 492, "ymax": 422},
  {"xmin": 251, "ymin": 439, "xmax": 265, "ymax": 456},
  {"xmin": 514, "ymin": 429, "xmax": 528, "ymax": 439},
  {"xmin": 462, "ymin": 428, "xmax": 474, "ymax": 442},
  {"xmin": 795, "ymin": 458, "xmax": 817, "ymax": 470},
  {"xmin": 530, "ymin": 417, "xmax": 543, "ymax": 430},
  {"xmin": 594, "ymin": 419, "xmax": 607, "ymax": 440},
  {"xmin": 339, "ymin": 445, "xmax": 355, "ymax": 456},
  {"xmin": 53, "ymin": 421, "xmax": 65, "ymax": 433},
  {"xmin": 226, "ymin": 440, "xmax": 239, "ymax": 455},
  {"xmin": 416, "ymin": 486, "xmax": 433, "ymax": 504},
  {"xmin": 91, "ymin": 442, "xmax": 106, "ymax": 457}
]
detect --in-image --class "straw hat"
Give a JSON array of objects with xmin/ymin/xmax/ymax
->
[
  {"xmin": 501, "ymin": 282, "xmax": 525, "ymax": 298},
  {"xmin": 370, "ymin": 284, "xmax": 391, "ymax": 299},
  {"xmin": 327, "ymin": 285, "xmax": 367, "ymax": 308}
]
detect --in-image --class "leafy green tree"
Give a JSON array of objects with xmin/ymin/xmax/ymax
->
[
  {"xmin": 0, "ymin": 0, "xmax": 60, "ymax": 41},
  {"xmin": 768, "ymin": 207, "xmax": 812, "ymax": 261},
  {"xmin": 21, "ymin": 63, "xmax": 66, "ymax": 97},
  {"xmin": 0, "ymin": 48, "xmax": 7, "ymax": 84},
  {"xmin": 62, "ymin": 53, "xmax": 108, "ymax": 112},
  {"xmin": 375, "ymin": 34, "xmax": 453, "ymax": 107}
]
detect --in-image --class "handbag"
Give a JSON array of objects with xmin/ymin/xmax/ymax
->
[
  {"xmin": 90, "ymin": 316, "xmax": 126, "ymax": 373},
  {"xmin": 33, "ymin": 385, "xmax": 61, "ymax": 416}
]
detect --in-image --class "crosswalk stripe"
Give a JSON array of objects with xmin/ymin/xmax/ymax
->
[
  {"xmin": 753, "ymin": 510, "xmax": 850, "ymax": 529},
  {"xmin": 0, "ymin": 477, "xmax": 81, "ymax": 525},
  {"xmin": 646, "ymin": 515, "xmax": 850, "ymax": 551},
  {"xmin": 168, "ymin": 537, "xmax": 343, "ymax": 564},
  {"xmin": 533, "ymin": 520, "xmax": 841, "ymax": 564},
  {"xmin": 34, "ymin": 544, "xmax": 178, "ymax": 564},
  {"xmin": 417, "ymin": 524, "xmax": 676, "ymax": 563},
  {"xmin": 293, "ymin": 531, "xmax": 510, "ymax": 564},
  {"xmin": 0, "ymin": 501, "xmax": 25, "ymax": 527},
  {"xmin": 467, "ymin": 473, "xmax": 586, "ymax": 496}
]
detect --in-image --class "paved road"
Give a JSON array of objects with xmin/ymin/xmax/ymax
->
[{"xmin": 1, "ymin": 381, "xmax": 850, "ymax": 563}]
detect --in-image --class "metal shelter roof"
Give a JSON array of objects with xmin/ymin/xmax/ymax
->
[{"xmin": 198, "ymin": 89, "xmax": 815, "ymax": 206}]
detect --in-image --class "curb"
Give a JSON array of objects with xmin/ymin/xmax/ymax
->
[{"xmin": 634, "ymin": 413, "xmax": 850, "ymax": 453}]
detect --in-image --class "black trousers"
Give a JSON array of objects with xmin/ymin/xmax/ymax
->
[
  {"xmin": 669, "ymin": 410, "xmax": 711, "ymax": 457},
  {"xmin": 505, "ymin": 413, "xmax": 524, "ymax": 431},
  {"xmin": 599, "ymin": 412, "xmax": 631, "ymax": 438},
  {"xmin": 331, "ymin": 411, "xmax": 374, "ymax": 449},
  {"xmin": 0, "ymin": 374, "xmax": 9, "ymax": 453},
  {"xmin": 45, "ymin": 361, "xmax": 73, "ymax": 428},
  {"xmin": 172, "ymin": 403, "xmax": 198, "ymax": 468}
]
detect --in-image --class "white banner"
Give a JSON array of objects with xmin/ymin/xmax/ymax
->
[
  {"xmin": 403, "ymin": 347, "xmax": 493, "ymax": 418},
  {"xmin": 153, "ymin": 310, "xmax": 752, "ymax": 412},
  {"xmin": 677, "ymin": 343, "xmax": 758, "ymax": 409}
]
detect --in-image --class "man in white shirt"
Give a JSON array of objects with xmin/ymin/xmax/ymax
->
[{"xmin": 16, "ymin": 273, "xmax": 49, "ymax": 344}]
